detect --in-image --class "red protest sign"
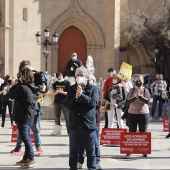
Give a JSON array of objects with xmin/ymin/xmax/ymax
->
[
  {"xmin": 163, "ymin": 117, "xmax": 169, "ymax": 132},
  {"xmin": 100, "ymin": 128, "xmax": 127, "ymax": 145},
  {"xmin": 120, "ymin": 132, "xmax": 151, "ymax": 154},
  {"xmin": 11, "ymin": 125, "xmax": 34, "ymax": 143}
]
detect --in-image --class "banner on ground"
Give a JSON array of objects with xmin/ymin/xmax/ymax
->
[
  {"xmin": 11, "ymin": 125, "xmax": 34, "ymax": 143},
  {"xmin": 120, "ymin": 132, "xmax": 151, "ymax": 154},
  {"xmin": 119, "ymin": 62, "xmax": 132, "ymax": 80},
  {"xmin": 100, "ymin": 128, "xmax": 127, "ymax": 145}
]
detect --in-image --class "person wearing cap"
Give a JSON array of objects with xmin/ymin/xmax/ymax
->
[
  {"xmin": 65, "ymin": 52, "xmax": 83, "ymax": 77},
  {"xmin": 104, "ymin": 73, "xmax": 126, "ymax": 128},
  {"xmin": 102, "ymin": 67, "xmax": 116, "ymax": 128},
  {"xmin": 150, "ymin": 74, "xmax": 167, "ymax": 121}
]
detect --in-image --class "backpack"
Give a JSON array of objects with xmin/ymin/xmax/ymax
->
[{"xmin": 33, "ymin": 71, "xmax": 48, "ymax": 93}]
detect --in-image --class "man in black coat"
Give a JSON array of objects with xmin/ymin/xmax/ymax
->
[
  {"xmin": 65, "ymin": 52, "xmax": 82, "ymax": 77},
  {"xmin": 64, "ymin": 66, "xmax": 99, "ymax": 170}
]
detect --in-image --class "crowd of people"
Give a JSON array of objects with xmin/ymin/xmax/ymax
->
[{"xmin": 0, "ymin": 52, "xmax": 170, "ymax": 170}]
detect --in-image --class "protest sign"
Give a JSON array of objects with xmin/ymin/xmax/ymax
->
[
  {"xmin": 119, "ymin": 62, "xmax": 132, "ymax": 80},
  {"xmin": 11, "ymin": 125, "xmax": 34, "ymax": 143},
  {"xmin": 100, "ymin": 128, "xmax": 127, "ymax": 145},
  {"xmin": 163, "ymin": 117, "xmax": 169, "ymax": 132},
  {"xmin": 120, "ymin": 132, "xmax": 151, "ymax": 154}
]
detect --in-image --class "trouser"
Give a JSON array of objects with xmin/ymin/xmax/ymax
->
[
  {"xmin": 16, "ymin": 103, "xmax": 41, "ymax": 148},
  {"xmin": 78, "ymin": 126, "xmax": 101, "ymax": 165},
  {"xmin": 69, "ymin": 129, "xmax": 96, "ymax": 170},
  {"xmin": 1, "ymin": 100, "xmax": 14, "ymax": 127},
  {"xmin": 151, "ymin": 95, "xmax": 164, "ymax": 118},
  {"xmin": 107, "ymin": 107, "xmax": 124, "ymax": 128},
  {"xmin": 17, "ymin": 123, "xmax": 34, "ymax": 160},
  {"xmin": 104, "ymin": 111, "xmax": 108, "ymax": 128},
  {"xmin": 127, "ymin": 113, "xmax": 149, "ymax": 132},
  {"xmin": 54, "ymin": 103, "xmax": 69, "ymax": 133}
]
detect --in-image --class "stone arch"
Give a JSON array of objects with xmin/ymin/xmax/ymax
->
[{"xmin": 47, "ymin": 0, "xmax": 105, "ymax": 75}]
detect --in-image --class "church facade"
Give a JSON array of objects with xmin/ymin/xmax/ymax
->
[{"xmin": 0, "ymin": 0, "xmax": 167, "ymax": 80}]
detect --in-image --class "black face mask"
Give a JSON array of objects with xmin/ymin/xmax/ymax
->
[
  {"xmin": 7, "ymin": 80, "xmax": 12, "ymax": 84},
  {"xmin": 135, "ymin": 81, "xmax": 142, "ymax": 87}
]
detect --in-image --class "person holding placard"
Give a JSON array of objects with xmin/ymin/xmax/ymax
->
[{"xmin": 126, "ymin": 74, "xmax": 150, "ymax": 157}]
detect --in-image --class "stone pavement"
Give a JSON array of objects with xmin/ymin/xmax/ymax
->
[{"xmin": 1, "ymin": 118, "xmax": 170, "ymax": 170}]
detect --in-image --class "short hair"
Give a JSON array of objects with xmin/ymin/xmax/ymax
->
[
  {"xmin": 135, "ymin": 74, "xmax": 144, "ymax": 81},
  {"xmin": 21, "ymin": 68, "xmax": 34, "ymax": 84},
  {"xmin": 56, "ymin": 72, "xmax": 63, "ymax": 78},
  {"xmin": 75, "ymin": 66, "xmax": 89, "ymax": 77}
]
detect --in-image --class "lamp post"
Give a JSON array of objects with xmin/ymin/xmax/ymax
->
[
  {"xmin": 35, "ymin": 27, "xmax": 58, "ymax": 72},
  {"xmin": 154, "ymin": 47, "xmax": 159, "ymax": 74}
]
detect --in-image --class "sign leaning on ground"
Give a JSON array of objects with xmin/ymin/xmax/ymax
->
[
  {"xmin": 100, "ymin": 128, "xmax": 127, "ymax": 145},
  {"xmin": 120, "ymin": 132, "xmax": 151, "ymax": 155},
  {"xmin": 163, "ymin": 117, "xmax": 169, "ymax": 132},
  {"xmin": 11, "ymin": 125, "xmax": 34, "ymax": 143}
]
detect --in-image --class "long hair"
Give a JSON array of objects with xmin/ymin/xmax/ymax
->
[
  {"xmin": 4, "ymin": 74, "xmax": 11, "ymax": 85},
  {"xmin": 21, "ymin": 68, "xmax": 34, "ymax": 84},
  {"xmin": 19, "ymin": 60, "xmax": 31, "ymax": 72}
]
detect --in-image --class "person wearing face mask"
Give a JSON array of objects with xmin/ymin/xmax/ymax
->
[
  {"xmin": 0, "ymin": 75, "xmax": 14, "ymax": 128},
  {"xmin": 126, "ymin": 75, "xmax": 150, "ymax": 157},
  {"xmin": 64, "ymin": 66, "xmax": 99, "ymax": 170},
  {"xmin": 103, "ymin": 67, "xmax": 116, "ymax": 128},
  {"xmin": 51, "ymin": 72, "xmax": 71, "ymax": 135},
  {"xmin": 77, "ymin": 74, "xmax": 102, "ymax": 170},
  {"xmin": 65, "ymin": 52, "xmax": 83, "ymax": 77},
  {"xmin": 150, "ymin": 74, "xmax": 167, "ymax": 121},
  {"xmin": 104, "ymin": 73, "xmax": 126, "ymax": 129}
]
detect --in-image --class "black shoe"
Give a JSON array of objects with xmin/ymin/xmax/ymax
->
[
  {"xmin": 143, "ymin": 154, "xmax": 147, "ymax": 157},
  {"xmin": 165, "ymin": 133, "xmax": 170, "ymax": 138}
]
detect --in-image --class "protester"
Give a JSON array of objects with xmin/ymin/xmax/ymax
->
[
  {"xmin": 10, "ymin": 60, "xmax": 45, "ymax": 153},
  {"xmin": 65, "ymin": 52, "xmax": 82, "ymax": 77},
  {"xmin": 102, "ymin": 67, "xmax": 116, "ymax": 128},
  {"xmin": 64, "ymin": 66, "xmax": 99, "ymax": 170},
  {"xmin": 51, "ymin": 72, "xmax": 70, "ymax": 135},
  {"xmin": 150, "ymin": 74, "xmax": 167, "ymax": 121},
  {"xmin": 104, "ymin": 73, "xmax": 126, "ymax": 128},
  {"xmin": 0, "ymin": 75, "xmax": 14, "ymax": 128},
  {"xmin": 126, "ymin": 74, "xmax": 150, "ymax": 157},
  {"xmin": 77, "ymin": 74, "xmax": 102, "ymax": 170},
  {"xmin": 9, "ymin": 68, "xmax": 39, "ymax": 168}
]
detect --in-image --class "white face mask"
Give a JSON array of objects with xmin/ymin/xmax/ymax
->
[
  {"xmin": 76, "ymin": 76, "xmax": 86, "ymax": 85},
  {"xmin": 72, "ymin": 56, "xmax": 77, "ymax": 61},
  {"xmin": 57, "ymin": 79, "xmax": 64, "ymax": 82},
  {"xmin": 112, "ymin": 79, "xmax": 118, "ymax": 84},
  {"xmin": 110, "ymin": 72, "xmax": 114, "ymax": 76}
]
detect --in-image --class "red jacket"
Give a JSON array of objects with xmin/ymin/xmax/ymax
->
[{"xmin": 103, "ymin": 76, "xmax": 113, "ymax": 96}]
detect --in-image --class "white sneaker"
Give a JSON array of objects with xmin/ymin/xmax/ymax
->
[
  {"xmin": 159, "ymin": 117, "xmax": 163, "ymax": 121},
  {"xmin": 77, "ymin": 162, "xmax": 84, "ymax": 169},
  {"xmin": 149, "ymin": 117, "xmax": 154, "ymax": 121},
  {"xmin": 96, "ymin": 164, "xmax": 102, "ymax": 170}
]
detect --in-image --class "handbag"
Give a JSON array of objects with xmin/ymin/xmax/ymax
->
[
  {"xmin": 106, "ymin": 103, "xmax": 110, "ymax": 110},
  {"xmin": 121, "ymin": 105, "xmax": 129, "ymax": 120}
]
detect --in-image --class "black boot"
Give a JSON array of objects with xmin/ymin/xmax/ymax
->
[{"xmin": 165, "ymin": 133, "xmax": 170, "ymax": 138}]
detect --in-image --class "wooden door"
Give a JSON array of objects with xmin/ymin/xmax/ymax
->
[{"xmin": 58, "ymin": 26, "xmax": 87, "ymax": 74}]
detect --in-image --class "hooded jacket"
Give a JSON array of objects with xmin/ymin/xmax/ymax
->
[
  {"xmin": 64, "ymin": 82, "xmax": 99, "ymax": 130},
  {"xmin": 8, "ymin": 83, "xmax": 40, "ymax": 125}
]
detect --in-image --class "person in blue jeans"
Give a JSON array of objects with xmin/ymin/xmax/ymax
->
[
  {"xmin": 77, "ymin": 74, "xmax": 102, "ymax": 170},
  {"xmin": 11, "ymin": 103, "xmax": 42, "ymax": 152},
  {"xmin": 64, "ymin": 66, "xmax": 99, "ymax": 170},
  {"xmin": 9, "ymin": 68, "xmax": 40, "ymax": 168}
]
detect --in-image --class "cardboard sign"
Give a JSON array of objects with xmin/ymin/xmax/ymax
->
[
  {"xmin": 11, "ymin": 125, "xmax": 34, "ymax": 143},
  {"xmin": 120, "ymin": 132, "xmax": 151, "ymax": 154},
  {"xmin": 100, "ymin": 128, "xmax": 127, "ymax": 145},
  {"xmin": 163, "ymin": 117, "xmax": 169, "ymax": 132},
  {"xmin": 119, "ymin": 62, "xmax": 132, "ymax": 80}
]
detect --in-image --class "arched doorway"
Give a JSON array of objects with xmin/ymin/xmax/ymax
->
[{"xmin": 58, "ymin": 26, "xmax": 87, "ymax": 74}]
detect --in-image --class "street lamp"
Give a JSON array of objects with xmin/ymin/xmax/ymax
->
[
  {"xmin": 154, "ymin": 47, "xmax": 159, "ymax": 74},
  {"xmin": 35, "ymin": 27, "xmax": 58, "ymax": 72}
]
